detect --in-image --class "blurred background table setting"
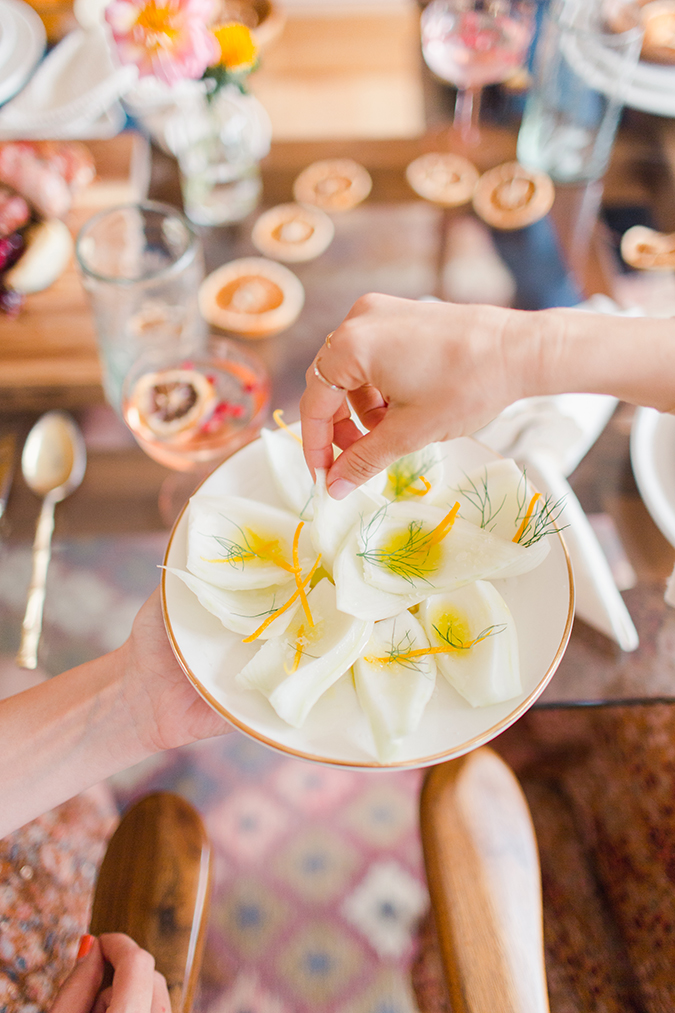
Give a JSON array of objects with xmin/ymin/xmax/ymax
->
[{"xmin": 3, "ymin": 0, "xmax": 675, "ymax": 1004}]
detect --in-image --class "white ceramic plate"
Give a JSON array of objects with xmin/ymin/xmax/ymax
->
[
  {"xmin": 568, "ymin": 30, "xmax": 675, "ymax": 116},
  {"xmin": 631, "ymin": 407, "xmax": 675, "ymax": 546},
  {"xmin": 0, "ymin": 0, "xmax": 45, "ymax": 107},
  {"xmin": 162, "ymin": 435, "xmax": 574, "ymax": 769},
  {"xmin": 606, "ymin": 63, "xmax": 675, "ymax": 117}
]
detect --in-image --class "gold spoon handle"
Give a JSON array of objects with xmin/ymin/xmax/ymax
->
[{"xmin": 16, "ymin": 497, "xmax": 56, "ymax": 670}]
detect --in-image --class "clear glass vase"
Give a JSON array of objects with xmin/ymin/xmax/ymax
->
[
  {"xmin": 123, "ymin": 77, "xmax": 272, "ymax": 226},
  {"xmin": 165, "ymin": 84, "xmax": 272, "ymax": 226}
]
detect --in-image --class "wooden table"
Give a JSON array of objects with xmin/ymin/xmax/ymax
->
[{"xmin": 2, "ymin": 119, "xmax": 675, "ymax": 705}]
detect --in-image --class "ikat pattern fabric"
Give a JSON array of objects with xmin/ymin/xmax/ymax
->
[
  {"xmin": 109, "ymin": 735, "xmax": 428, "ymax": 1013},
  {"xmin": 0, "ymin": 535, "xmax": 429, "ymax": 1013}
]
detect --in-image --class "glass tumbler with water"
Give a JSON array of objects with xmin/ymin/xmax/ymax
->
[
  {"xmin": 76, "ymin": 202, "xmax": 207, "ymax": 410},
  {"xmin": 517, "ymin": 0, "xmax": 643, "ymax": 182}
]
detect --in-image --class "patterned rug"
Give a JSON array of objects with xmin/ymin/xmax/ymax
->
[
  {"xmin": 113, "ymin": 737, "xmax": 426, "ymax": 1013},
  {"xmin": 0, "ymin": 534, "xmax": 429, "ymax": 1013}
]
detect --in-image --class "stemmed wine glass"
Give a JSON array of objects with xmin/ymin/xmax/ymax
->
[{"xmin": 421, "ymin": 0, "xmax": 536, "ymax": 144}]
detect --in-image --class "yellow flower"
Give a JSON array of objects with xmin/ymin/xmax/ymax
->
[{"xmin": 212, "ymin": 21, "xmax": 258, "ymax": 71}]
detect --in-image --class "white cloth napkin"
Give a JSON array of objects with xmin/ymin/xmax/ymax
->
[
  {"xmin": 0, "ymin": 24, "xmax": 136, "ymax": 139},
  {"xmin": 475, "ymin": 296, "xmax": 642, "ymax": 652}
]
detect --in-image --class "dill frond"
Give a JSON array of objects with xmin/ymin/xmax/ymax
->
[
  {"xmin": 454, "ymin": 468, "xmax": 506, "ymax": 530},
  {"xmin": 363, "ymin": 619, "xmax": 505, "ymax": 672},
  {"xmin": 209, "ymin": 525, "xmax": 261, "ymax": 568},
  {"xmin": 203, "ymin": 519, "xmax": 295, "ymax": 573},
  {"xmin": 299, "ymin": 489, "xmax": 314, "ymax": 521},
  {"xmin": 432, "ymin": 621, "xmax": 507, "ymax": 650},
  {"xmin": 512, "ymin": 469, "xmax": 568, "ymax": 546},
  {"xmin": 233, "ymin": 589, "xmax": 286, "ymax": 621},
  {"xmin": 366, "ymin": 630, "xmax": 433, "ymax": 674},
  {"xmin": 358, "ymin": 517, "xmax": 439, "ymax": 585},
  {"xmin": 359, "ymin": 502, "xmax": 389, "ymax": 544},
  {"xmin": 358, "ymin": 502, "xmax": 461, "ymax": 586},
  {"xmin": 514, "ymin": 490, "xmax": 567, "ymax": 547},
  {"xmin": 384, "ymin": 631, "xmax": 424, "ymax": 672}
]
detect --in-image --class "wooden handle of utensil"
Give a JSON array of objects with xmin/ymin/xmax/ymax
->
[
  {"xmin": 89, "ymin": 793, "xmax": 212, "ymax": 1013},
  {"xmin": 420, "ymin": 747, "xmax": 550, "ymax": 1013},
  {"xmin": 16, "ymin": 497, "xmax": 56, "ymax": 670}
]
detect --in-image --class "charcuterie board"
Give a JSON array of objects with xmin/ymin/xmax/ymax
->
[{"xmin": 0, "ymin": 132, "xmax": 148, "ymax": 410}]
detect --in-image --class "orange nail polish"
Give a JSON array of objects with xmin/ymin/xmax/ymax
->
[{"xmin": 77, "ymin": 934, "xmax": 95, "ymax": 960}]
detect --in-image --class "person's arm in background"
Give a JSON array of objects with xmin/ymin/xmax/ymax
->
[
  {"xmin": 301, "ymin": 292, "xmax": 675, "ymax": 498},
  {"xmin": 0, "ymin": 588, "xmax": 230, "ymax": 839}
]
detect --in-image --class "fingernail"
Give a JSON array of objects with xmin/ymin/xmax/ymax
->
[
  {"xmin": 328, "ymin": 479, "xmax": 356, "ymax": 500},
  {"xmin": 77, "ymin": 934, "xmax": 95, "ymax": 960}
]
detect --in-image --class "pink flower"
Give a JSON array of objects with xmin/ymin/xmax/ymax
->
[{"xmin": 106, "ymin": 0, "xmax": 220, "ymax": 85}]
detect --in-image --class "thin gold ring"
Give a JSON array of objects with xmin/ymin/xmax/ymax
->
[
  {"xmin": 313, "ymin": 360, "xmax": 346, "ymax": 393},
  {"xmin": 325, "ymin": 331, "xmax": 334, "ymax": 348}
]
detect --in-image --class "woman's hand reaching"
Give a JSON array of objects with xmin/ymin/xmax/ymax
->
[
  {"xmin": 300, "ymin": 292, "xmax": 675, "ymax": 500},
  {"xmin": 300, "ymin": 293, "xmax": 548, "ymax": 498}
]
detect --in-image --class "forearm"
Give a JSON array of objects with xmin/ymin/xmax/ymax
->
[
  {"xmin": 514, "ymin": 307, "xmax": 675, "ymax": 410},
  {"xmin": 0, "ymin": 649, "xmax": 151, "ymax": 838}
]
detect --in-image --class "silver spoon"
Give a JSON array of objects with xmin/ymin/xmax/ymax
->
[{"xmin": 16, "ymin": 411, "xmax": 86, "ymax": 669}]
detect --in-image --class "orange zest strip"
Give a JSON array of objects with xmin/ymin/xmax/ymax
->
[
  {"xmin": 364, "ymin": 636, "xmax": 486, "ymax": 666},
  {"xmin": 426, "ymin": 501, "xmax": 461, "ymax": 548},
  {"xmin": 513, "ymin": 492, "xmax": 542, "ymax": 544},
  {"xmin": 251, "ymin": 536, "xmax": 297, "ymax": 574},
  {"xmin": 283, "ymin": 625, "xmax": 305, "ymax": 675},
  {"xmin": 292, "ymin": 522, "xmax": 314, "ymax": 629},
  {"xmin": 241, "ymin": 555, "xmax": 322, "ymax": 643},
  {"xmin": 408, "ymin": 475, "xmax": 431, "ymax": 497},
  {"xmin": 273, "ymin": 408, "xmax": 303, "ymax": 445}
]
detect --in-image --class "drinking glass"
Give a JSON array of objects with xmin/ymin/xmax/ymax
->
[
  {"xmin": 516, "ymin": 0, "xmax": 643, "ymax": 182},
  {"xmin": 121, "ymin": 340, "xmax": 270, "ymax": 473},
  {"xmin": 76, "ymin": 202, "xmax": 207, "ymax": 411},
  {"xmin": 421, "ymin": 0, "xmax": 536, "ymax": 143}
]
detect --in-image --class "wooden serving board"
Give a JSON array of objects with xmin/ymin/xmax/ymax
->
[{"xmin": 0, "ymin": 133, "xmax": 150, "ymax": 411}]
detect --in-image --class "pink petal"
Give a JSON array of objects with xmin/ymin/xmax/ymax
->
[
  {"xmin": 184, "ymin": 20, "xmax": 220, "ymax": 63},
  {"xmin": 182, "ymin": 0, "xmax": 218, "ymax": 21},
  {"xmin": 114, "ymin": 37, "xmax": 155, "ymax": 72},
  {"xmin": 105, "ymin": 0, "xmax": 220, "ymax": 83},
  {"xmin": 105, "ymin": 0, "xmax": 141, "ymax": 34}
]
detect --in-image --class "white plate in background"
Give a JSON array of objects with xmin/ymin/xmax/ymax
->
[
  {"xmin": 631, "ymin": 407, "xmax": 675, "ymax": 547},
  {"xmin": 0, "ymin": 0, "xmax": 45, "ymax": 106},
  {"xmin": 571, "ymin": 30, "xmax": 675, "ymax": 117}
]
